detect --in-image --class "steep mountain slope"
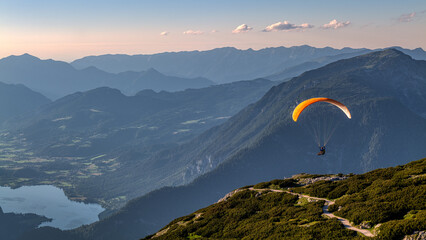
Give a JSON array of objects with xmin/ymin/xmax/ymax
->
[
  {"xmin": 0, "ymin": 54, "xmax": 214, "ymax": 99},
  {"xmin": 144, "ymin": 158, "xmax": 425, "ymax": 240},
  {"xmin": 0, "ymin": 81, "xmax": 51, "ymax": 126},
  {"xmin": 55, "ymin": 49, "xmax": 426, "ymax": 239},
  {"xmin": 71, "ymin": 46, "xmax": 367, "ymax": 83}
]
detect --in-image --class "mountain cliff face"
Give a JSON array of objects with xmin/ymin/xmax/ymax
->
[{"xmin": 53, "ymin": 49, "xmax": 426, "ymax": 240}]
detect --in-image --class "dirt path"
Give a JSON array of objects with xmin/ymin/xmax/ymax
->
[{"xmin": 248, "ymin": 188, "xmax": 374, "ymax": 237}]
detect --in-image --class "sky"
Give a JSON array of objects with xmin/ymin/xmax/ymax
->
[{"xmin": 0, "ymin": 0, "xmax": 425, "ymax": 61}]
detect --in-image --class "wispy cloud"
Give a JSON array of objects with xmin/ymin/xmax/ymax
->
[
  {"xmin": 262, "ymin": 21, "xmax": 313, "ymax": 32},
  {"xmin": 232, "ymin": 24, "xmax": 253, "ymax": 33},
  {"xmin": 211, "ymin": 30, "xmax": 219, "ymax": 33},
  {"xmin": 160, "ymin": 31, "xmax": 169, "ymax": 36},
  {"xmin": 322, "ymin": 19, "xmax": 351, "ymax": 29},
  {"xmin": 183, "ymin": 30, "xmax": 204, "ymax": 35},
  {"xmin": 398, "ymin": 12, "xmax": 416, "ymax": 22}
]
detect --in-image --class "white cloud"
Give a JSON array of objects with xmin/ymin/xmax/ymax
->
[
  {"xmin": 160, "ymin": 31, "xmax": 169, "ymax": 36},
  {"xmin": 322, "ymin": 19, "xmax": 351, "ymax": 29},
  {"xmin": 398, "ymin": 12, "xmax": 416, "ymax": 22},
  {"xmin": 211, "ymin": 30, "xmax": 219, "ymax": 33},
  {"xmin": 263, "ymin": 21, "xmax": 313, "ymax": 32},
  {"xmin": 232, "ymin": 24, "xmax": 253, "ymax": 33},
  {"xmin": 183, "ymin": 30, "xmax": 204, "ymax": 35}
]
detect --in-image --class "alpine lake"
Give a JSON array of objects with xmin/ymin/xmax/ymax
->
[{"xmin": 0, "ymin": 133, "xmax": 110, "ymax": 230}]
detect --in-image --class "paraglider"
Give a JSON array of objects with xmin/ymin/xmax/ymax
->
[
  {"xmin": 292, "ymin": 97, "xmax": 351, "ymax": 122},
  {"xmin": 292, "ymin": 97, "xmax": 351, "ymax": 155},
  {"xmin": 317, "ymin": 146, "xmax": 326, "ymax": 155}
]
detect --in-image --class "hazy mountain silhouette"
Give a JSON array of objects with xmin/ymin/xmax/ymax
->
[
  {"xmin": 0, "ymin": 54, "xmax": 214, "ymax": 100},
  {"xmin": 0, "ymin": 81, "xmax": 51, "ymax": 126},
  {"xmin": 41, "ymin": 49, "xmax": 426, "ymax": 240},
  {"xmin": 71, "ymin": 46, "xmax": 368, "ymax": 83},
  {"xmin": 70, "ymin": 46, "xmax": 426, "ymax": 83}
]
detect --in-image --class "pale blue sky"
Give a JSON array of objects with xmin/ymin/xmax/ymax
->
[{"xmin": 1, "ymin": 0, "xmax": 425, "ymax": 61}]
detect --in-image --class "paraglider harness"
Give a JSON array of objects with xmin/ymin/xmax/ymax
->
[{"xmin": 317, "ymin": 146, "xmax": 326, "ymax": 156}]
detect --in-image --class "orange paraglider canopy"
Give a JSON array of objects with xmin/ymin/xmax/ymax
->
[{"xmin": 292, "ymin": 97, "xmax": 351, "ymax": 122}]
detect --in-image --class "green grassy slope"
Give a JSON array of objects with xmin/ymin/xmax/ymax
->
[{"xmin": 144, "ymin": 158, "xmax": 425, "ymax": 240}]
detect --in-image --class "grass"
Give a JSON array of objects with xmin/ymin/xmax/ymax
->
[
  {"xmin": 403, "ymin": 211, "xmax": 417, "ymax": 220},
  {"xmin": 187, "ymin": 233, "xmax": 202, "ymax": 239},
  {"xmin": 101, "ymin": 158, "xmax": 116, "ymax": 164},
  {"xmin": 181, "ymin": 119, "xmax": 203, "ymax": 125},
  {"xmin": 91, "ymin": 154, "xmax": 106, "ymax": 161},
  {"xmin": 59, "ymin": 182, "xmax": 73, "ymax": 187},
  {"xmin": 296, "ymin": 197, "xmax": 309, "ymax": 206}
]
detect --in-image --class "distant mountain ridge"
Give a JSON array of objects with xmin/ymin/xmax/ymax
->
[
  {"xmin": 0, "ymin": 54, "xmax": 214, "ymax": 100},
  {"xmin": 71, "ymin": 45, "xmax": 426, "ymax": 83}
]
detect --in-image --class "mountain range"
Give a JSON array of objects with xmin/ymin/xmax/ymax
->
[
  {"xmin": 0, "ymin": 54, "xmax": 214, "ymax": 100},
  {"xmin": 71, "ymin": 45, "xmax": 426, "ymax": 83},
  {"xmin": 18, "ymin": 49, "xmax": 426, "ymax": 240},
  {"xmin": 1, "ymin": 78, "xmax": 277, "ymax": 208},
  {"xmin": 12, "ymin": 78, "xmax": 276, "ymax": 156},
  {"xmin": 2, "ymin": 46, "xmax": 425, "ymax": 101}
]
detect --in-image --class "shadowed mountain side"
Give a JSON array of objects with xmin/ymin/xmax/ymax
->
[
  {"xmin": 0, "ymin": 54, "xmax": 214, "ymax": 99},
  {"xmin": 0, "ymin": 81, "xmax": 51, "ymax": 127}
]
